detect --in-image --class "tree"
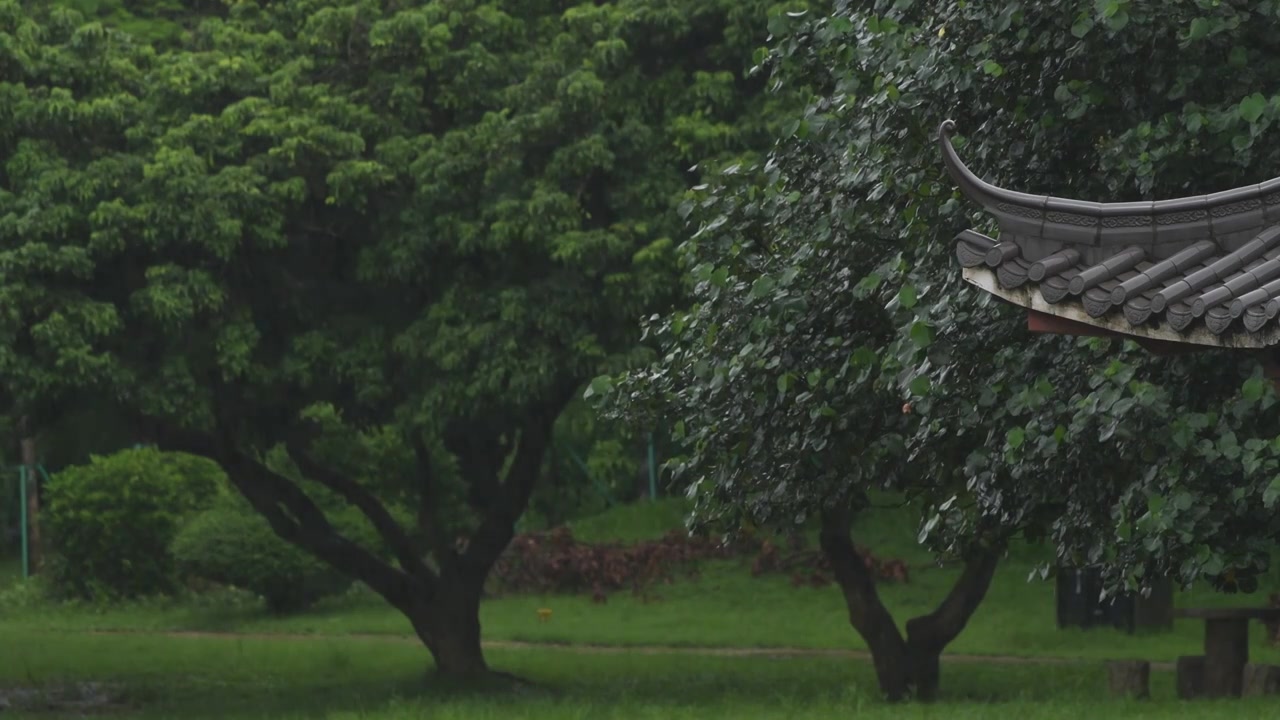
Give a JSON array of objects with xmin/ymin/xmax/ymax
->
[
  {"xmin": 607, "ymin": 0, "xmax": 1280, "ymax": 701},
  {"xmin": 0, "ymin": 0, "xmax": 806, "ymax": 677},
  {"xmin": 603, "ymin": 4, "xmax": 1003, "ymax": 700},
  {"xmin": 897, "ymin": 0, "xmax": 1280, "ymax": 598},
  {"xmin": 47, "ymin": 0, "xmax": 226, "ymax": 44}
]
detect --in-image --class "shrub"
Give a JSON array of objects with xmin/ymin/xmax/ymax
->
[
  {"xmin": 171, "ymin": 502, "xmax": 354, "ymax": 613},
  {"xmin": 492, "ymin": 527, "xmax": 736, "ymax": 602},
  {"xmin": 44, "ymin": 448, "xmax": 224, "ymax": 600},
  {"xmin": 492, "ymin": 526, "xmax": 910, "ymax": 601}
]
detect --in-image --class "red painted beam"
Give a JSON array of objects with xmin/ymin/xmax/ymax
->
[{"xmin": 1025, "ymin": 309, "xmax": 1199, "ymax": 356}]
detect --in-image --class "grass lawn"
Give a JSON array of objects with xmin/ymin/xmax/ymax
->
[
  {"xmin": 3, "ymin": 499, "xmax": 1280, "ymax": 717},
  {"xmin": 5, "ymin": 499, "xmax": 1278, "ymax": 666},
  {"xmin": 1, "ymin": 630, "xmax": 1278, "ymax": 718}
]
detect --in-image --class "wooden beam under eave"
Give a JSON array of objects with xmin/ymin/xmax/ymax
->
[{"xmin": 1026, "ymin": 310, "xmax": 1201, "ymax": 356}]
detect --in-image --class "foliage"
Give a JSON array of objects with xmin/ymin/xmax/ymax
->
[
  {"xmin": 524, "ymin": 398, "xmax": 642, "ymax": 530},
  {"xmin": 171, "ymin": 502, "xmax": 352, "ymax": 613},
  {"xmin": 44, "ymin": 0, "xmax": 224, "ymax": 44},
  {"xmin": 491, "ymin": 523, "xmax": 909, "ymax": 601},
  {"xmin": 600, "ymin": 0, "xmax": 1280, "ymax": 698},
  {"xmin": 44, "ymin": 448, "xmax": 223, "ymax": 600},
  {"xmin": 0, "ymin": 0, "xmax": 817, "ymax": 673},
  {"xmin": 492, "ymin": 526, "xmax": 733, "ymax": 601},
  {"xmin": 611, "ymin": 0, "xmax": 1280, "ymax": 597}
]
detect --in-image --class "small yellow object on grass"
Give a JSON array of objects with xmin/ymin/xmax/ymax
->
[{"xmin": 537, "ymin": 608, "xmax": 553, "ymax": 623}]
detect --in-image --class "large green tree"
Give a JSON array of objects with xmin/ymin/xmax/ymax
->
[
  {"xmin": 609, "ymin": 0, "xmax": 1280, "ymax": 701},
  {"xmin": 0, "ymin": 0, "xmax": 804, "ymax": 677}
]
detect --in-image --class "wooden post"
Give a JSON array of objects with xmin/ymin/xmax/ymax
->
[
  {"xmin": 1242, "ymin": 664, "xmax": 1280, "ymax": 696},
  {"xmin": 1106, "ymin": 660, "xmax": 1150, "ymax": 699},
  {"xmin": 1176, "ymin": 656, "xmax": 1206, "ymax": 700},
  {"xmin": 1203, "ymin": 618, "xmax": 1249, "ymax": 697},
  {"xmin": 19, "ymin": 418, "xmax": 39, "ymax": 574}
]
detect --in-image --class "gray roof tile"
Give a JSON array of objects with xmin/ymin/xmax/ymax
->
[{"xmin": 941, "ymin": 120, "xmax": 1280, "ymax": 344}]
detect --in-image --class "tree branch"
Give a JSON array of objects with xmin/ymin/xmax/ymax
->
[
  {"xmin": 444, "ymin": 425, "xmax": 504, "ymax": 510},
  {"xmin": 285, "ymin": 441, "xmax": 436, "ymax": 583},
  {"xmin": 818, "ymin": 504, "xmax": 905, "ymax": 644},
  {"xmin": 459, "ymin": 379, "xmax": 578, "ymax": 577},
  {"xmin": 223, "ymin": 451, "xmax": 429, "ymax": 608},
  {"xmin": 818, "ymin": 502, "xmax": 913, "ymax": 700},
  {"xmin": 408, "ymin": 434, "xmax": 458, "ymax": 570},
  {"xmin": 156, "ymin": 424, "xmax": 430, "ymax": 611},
  {"xmin": 904, "ymin": 544, "xmax": 1003, "ymax": 653}
]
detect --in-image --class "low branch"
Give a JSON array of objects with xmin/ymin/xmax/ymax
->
[
  {"xmin": 460, "ymin": 380, "xmax": 578, "ymax": 577},
  {"xmin": 818, "ymin": 505, "xmax": 905, "ymax": 642},
  {"xmin": 408, "ymin": 434, "xmax": 458, "ymax": 570},
  {"xmin": 905, "ymin": 540, "xmax": 1004, "ymax": 653},
  {"xmin": 156, "ymin": 424, "xmax": 430, "ymax": 610},
  {"xmin": 286, "ymin": 441, "xmax": 436, "ymax": 583}
]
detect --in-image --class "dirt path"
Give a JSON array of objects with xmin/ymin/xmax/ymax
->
[{"xmin": 73, "ymin": 629, "xmax": 1173, "ymax": 670}]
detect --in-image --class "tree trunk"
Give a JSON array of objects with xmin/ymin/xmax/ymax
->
[
  {"xmin": 820, "ymin": 508, "xmax": 1001, "ymax": 702},
  {"xmin": 905, "ymin": 645, "xmax": 941, "ymax": 701},
  {"xmin": 408, "ymin": 581, "xmax": 489, "ymax": 678}
]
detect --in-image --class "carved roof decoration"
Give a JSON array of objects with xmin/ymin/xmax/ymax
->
[{"xmin": 941, "ymin": 120, "xmax": 1280, "ymax": 348}]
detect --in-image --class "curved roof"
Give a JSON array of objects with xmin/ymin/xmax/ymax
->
[{"xmin": 941, "ymin": 120, "xmax": 1280, "ymax": 347}]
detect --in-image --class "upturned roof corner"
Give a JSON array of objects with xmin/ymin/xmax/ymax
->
[{"xmin": 941, "ymin": 120, "xmax": 1280, "ymax": 347}]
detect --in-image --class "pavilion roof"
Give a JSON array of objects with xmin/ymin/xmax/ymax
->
[{"xmin": 941, "ymin": 120, "xmax": 1280, "ymax": 348}]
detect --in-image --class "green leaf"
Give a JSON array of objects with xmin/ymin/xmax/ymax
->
[
  {"xmin": 1188, "ymin": 17, "xmax": 1212, "ymax": 41},
  {"xmin": 918, "ymin": 514, "xmax": 940, "ymax": 544},
  {"xmin": 1006, "ymin": 427, "xmax": 1025, "ymax": 450},
  {"xmin": 766, "ymin": 13, "xmax": 791, "ymax": 38},
  {"xmin": 777, "ymin": 374, "xmax": 792, "ymax": 394},
  {"xmin": 1242, "ymin": 377, "xmax": 1266, "ymax": 402},
  {"xmin": 898, "ymin": 285, "xmax": 919, "ymax": 308},
  {"xmin": 1239, "ymin": 93, "xmax": 1268, "ymax": 124},
  {"xmin": 583, "ymin": 375, "xmax": 613, "ymax": 400},
  {"xmin": 909, "ymin": 376, "xmax": 932, "ymax": 397},
  {"xmin": 1147, "ymin": 494, "xmax": 1165, "ymax": 515},
  {"xmin": 1264, "ymin": 476, "xmax": 1280, "ymax": 509},
  {"xmin": 1201, "ymin": 554, "xmax": 1224, "ymax": 577},
  {"xmin": 910, "ymin": 321, "xmax": 934, "ymax": 348},
  {"xmin": 1172, "ymin": 492, "xmax": 1194, "ymax": 511},
  {"xmin": 750, "ymin": 276, "xmax": 776, "ymax": 300}
]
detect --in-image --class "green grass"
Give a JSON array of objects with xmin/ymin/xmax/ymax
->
[
  {"xmin": 0, "ymin": 554, "xmax": 19, "ymax": 589},
  {"xmin": 18, "ymin": 556, "xmax": 1269, "ymax": 666},
  {"xmin": 6, "ymin": 500, "xmax": 1276, "ymax": 666},
  {"xmin": 0, "ymin": 630, "xmax": 1276, "ymax": 719},
  {"xmin": 568, "ymin": 497, "xmax": 693, "ymax": 543},
  {"xmin": 3, "ymin": 499, "xmax": 1280, "ymax": 717}
]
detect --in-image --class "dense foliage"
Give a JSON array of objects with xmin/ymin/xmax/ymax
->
[
  {"xmin": 172, "ymin": 502, "xmax": 353, "ymax": 612},
  {"xmin": 491, "ymin": 526, "xmax": 908, "ymax": 600},
  {"xmin": 606, "ymin": 0, "xmax": 1280, "ymax": 700},
  {"xmin": 44, "ymin": 1, "xmax": 221, "ymax": 44},
  {"xmin": 0, "ymin": 0, "xmax": 816, "ymax": 675},
  {"xmin": 492, "ymin": 526, "xmax": 733, "ymax": 601},
  {"xmin": 44, "ymin": 449, "xmax": 223, "ymax": 600}
]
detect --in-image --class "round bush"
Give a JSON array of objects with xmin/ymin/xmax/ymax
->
[
  {"xmin": 44, "ymin": 448, "xmax": 224, "ymax": 600},
  {"xmin": 171, "ymin": 503, "xmax": 353, "ymax": 613}
]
